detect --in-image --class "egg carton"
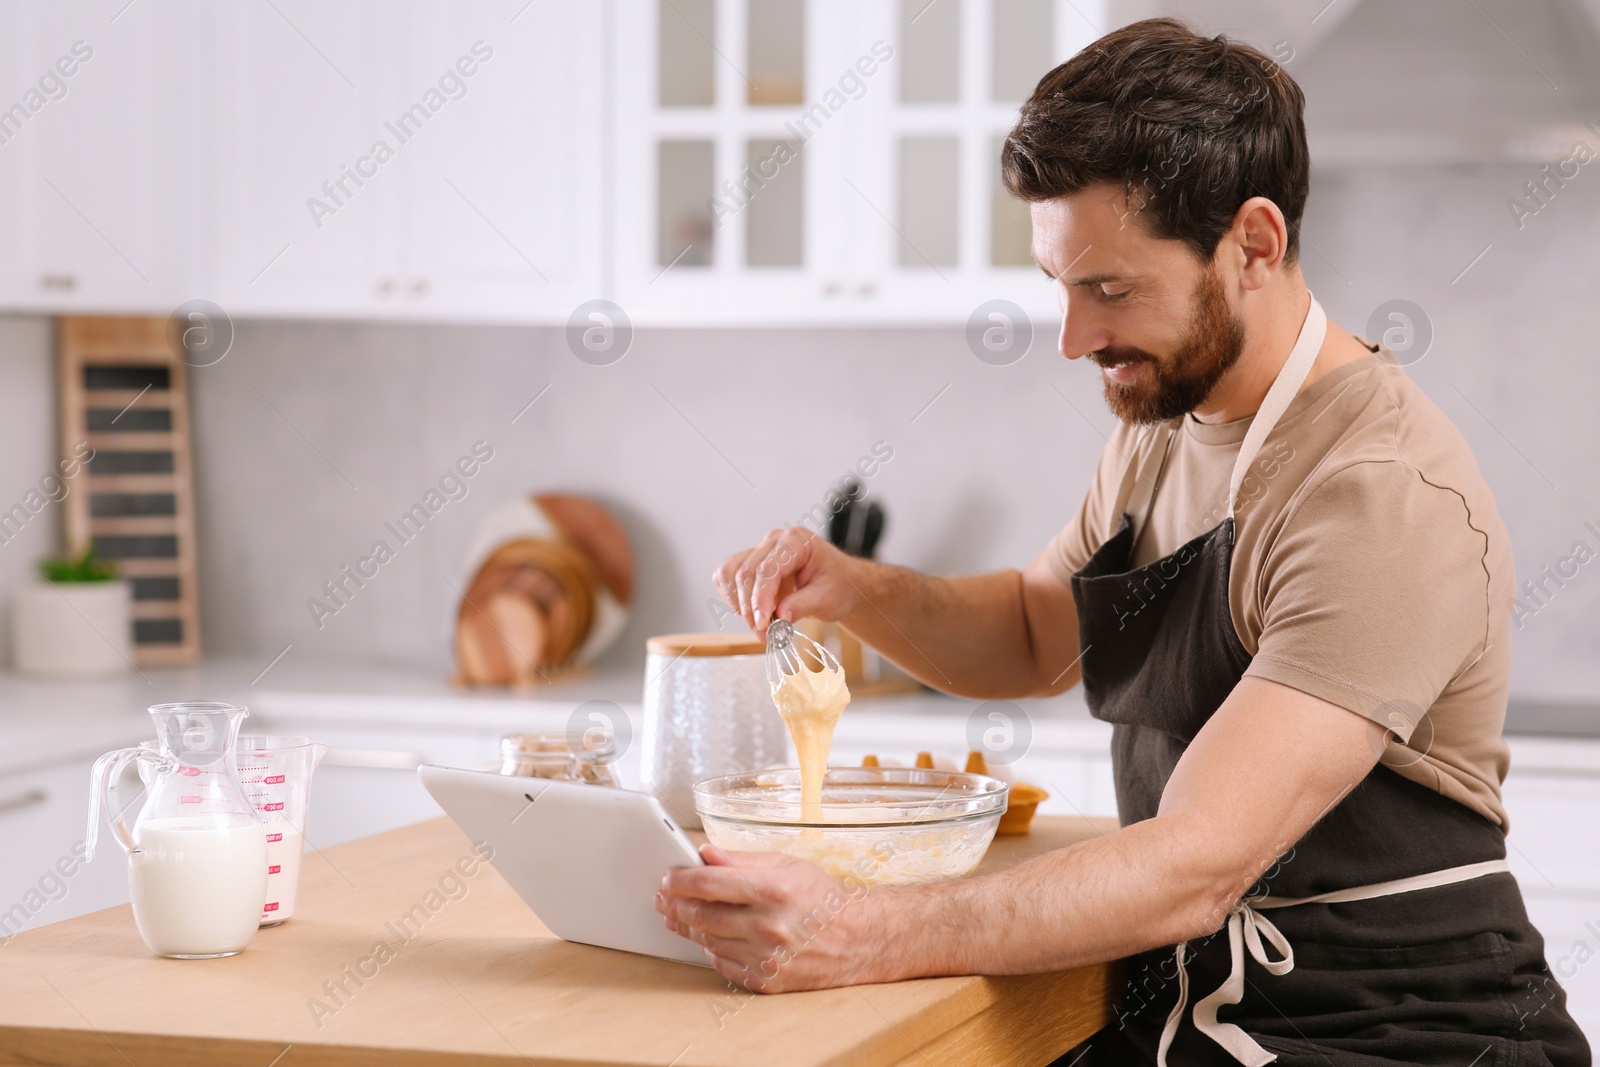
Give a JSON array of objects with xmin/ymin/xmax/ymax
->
[{"xmin": 857, "ymin": 750, "xmax": 1049, "ymax": 835}]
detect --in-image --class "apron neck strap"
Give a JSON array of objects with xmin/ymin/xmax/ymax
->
[
  {"xmin": 1117, "ymin": 420, "xmax": 1179, "ymax": 544},
  {"xmin": 1112, "ymin": 293, "xmax": 1326, "ymax": 544},
  {"xmin": 1225, "ymin": 294, "xmax": 1325, "ymax": 522}
]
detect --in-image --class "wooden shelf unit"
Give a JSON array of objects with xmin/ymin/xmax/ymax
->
[{"xmin": 57, "ymin": 316, "xmax": 201, "ymax": 667}]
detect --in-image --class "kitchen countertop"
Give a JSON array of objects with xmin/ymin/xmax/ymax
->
[
  {"xmin": 0, "ymin": 814, "xmax": 1120, "ymax": 1067},
  {"xmin": 0, "ymin": 654, "xmax": 1108, "ymax": 777},
  {"xmin": 1, "ymin": 655, "xmax": 1596, "ymax": 777},
  {"xmin": 1506, "ymin": 698, "xmax": 1600, "ymax": 739}
]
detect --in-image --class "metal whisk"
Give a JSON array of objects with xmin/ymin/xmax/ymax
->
[{"xmin": 765, "ymin": 619, "xmax": 843, "ymax": 687}]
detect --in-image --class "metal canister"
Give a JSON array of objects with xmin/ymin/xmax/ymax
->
[{"xmin": 639, "ymin": 632, "xmax": 789, "ymax": 829}]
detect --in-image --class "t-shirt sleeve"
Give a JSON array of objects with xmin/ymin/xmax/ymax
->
[
  {"xmin": 1242, "ymin": 461, "xmax": 1493, "ymax": 742},
  {"xmin": 1044, "ymin": 433, "xmax": 1129, "ymax": 586}
]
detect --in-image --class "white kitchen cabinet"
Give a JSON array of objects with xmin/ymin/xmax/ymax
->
[
  {"xmin": 295, "ymin": 726, "xmax": 486, "ymax": 849},
  {"xmin": 611, "ymin": 0, "xmax": 1102, "ymax": 324},
  {"xmin": 208, "ymin": 0, "xmax": 403, "ymax": 317},
  {"xmin": 242, "ymin": 715, "xmax": 500, "ymax": 849},
  {"xmin": 0, "ymin": 757, "xmax": 136, "ymax": 939},
  {"xmin": 1503, "ymin": 771, "xmax": 1600, "ymax": 890},
  {"xmin": 835, "ymin": 0, "xmax": 1101, "ymax": 324},
  {"xmin": 1501, "ymin": 768, "xmax": 1600, "ymax": 1038},
  {"xmin": 396, "ymin": 2, "xmax": 605, "ymax": 321},
  {"xmin": 1003, "ymin": 750, "xmax": 1119, "ymax": 818},
  {"xmin": 209, "ymin": 0, "xmax": 603, "ymax": 321},
  {"xmin": 612, "ymin": 0, "xmax": 859, "ymax": 321},
  {"xmin": 0, "ymin": 0, "xmax": 203, "ymax": 314},
  {"xmin": 0, "ymin": 0, "xmax": 1094, "ymax": 324},
  {"xmin": 249, "ymin": 702, "xmax": 648, "ymax": 849},
  {"xmin": 828, "ymin": 705, "xmax": 1120, "ymax": 817}
]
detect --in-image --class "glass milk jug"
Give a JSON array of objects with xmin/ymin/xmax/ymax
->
[
  {"xmin": 140, "ymin": 733, "xmax": 330, "ymax": 925},
  {"xmin": 88, "ymin": 702, "xmax": 268, "ymax": 958}
]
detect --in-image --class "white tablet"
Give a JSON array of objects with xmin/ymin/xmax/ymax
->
[{"xmin": 417, "ymin": 764, "xmax": 707, "ymax": 966}]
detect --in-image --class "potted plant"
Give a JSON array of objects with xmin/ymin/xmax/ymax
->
[{"xmin": 12, "ymin": 544, "xmax": 132, "ymax": 677}]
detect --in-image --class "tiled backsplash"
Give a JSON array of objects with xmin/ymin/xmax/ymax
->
[
  {"xmin": 1, "ymin": 167, "xmax": 1597, "ymax": 703},
  {"xmin": 181, "ymin": 315, "xmax": 1100, "ymax": 683}
]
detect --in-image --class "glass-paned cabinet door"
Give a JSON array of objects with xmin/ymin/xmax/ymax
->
[
  {"xmin": 844, "ymin": 0, "xmax": 1104, "ymax": 323},
  {"xmin": 613, "ymin": 0, "xmax": 1101, "ymax": 323},
  {"xmin": 613, "ymin": 0, "xmax": 862, "ymax": 322}
]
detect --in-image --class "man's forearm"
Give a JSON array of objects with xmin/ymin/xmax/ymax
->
[
  {"xmin": 866, "ymin": 814, "xmax": 1248, "ymax": 981},
  {"xmin": 858, "ymin": 680, "xmax": 1388, "ymax": 982},
  {"xmin": 836, "ymin": 562, "xmax": 1046, "ymax": 699}
]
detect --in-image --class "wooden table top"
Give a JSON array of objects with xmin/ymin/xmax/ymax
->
[{"xmin": 0, "ymin": 814, "xmax": 1120, "ymax": 1067}]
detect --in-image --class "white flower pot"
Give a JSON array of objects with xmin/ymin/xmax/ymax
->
[{"xmin": 11, "ymin": 580, "xmax": 133, "ymax": 678}]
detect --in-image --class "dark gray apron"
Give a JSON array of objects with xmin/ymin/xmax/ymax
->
[{"xmin": 1054, "ymin": 299, "xmax": 1591, "ymax": 1067}]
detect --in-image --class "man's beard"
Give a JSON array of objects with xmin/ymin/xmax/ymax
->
[{"xmin": 1092, "ymin": 267, "xmax": 1246, "ymax": 424}]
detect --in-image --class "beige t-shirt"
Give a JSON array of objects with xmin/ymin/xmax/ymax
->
[{"xmin": 1047, "ymin": 350, "xmax": 1515, "ymax": 829}]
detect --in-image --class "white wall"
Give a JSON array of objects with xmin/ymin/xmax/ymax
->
[
  {"xmin": 179, "ymin": 317, "xmax": 1101, "ymax": 679},
  {"xmin": 1303, "ymin": 165, "xmax": 1600, "ymax": 702},
  {"xmin": 1, "ymin": 163, "xmax": 1597, "ymax": 700}
]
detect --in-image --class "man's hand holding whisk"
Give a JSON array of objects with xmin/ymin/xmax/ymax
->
[{"xmin": 712, "ymin": 527, "xmax": 865, "ymax": 634}]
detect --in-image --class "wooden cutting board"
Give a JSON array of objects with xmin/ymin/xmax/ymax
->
[{"xmin": 453, "ymin": 495, "xmax": 633, "ymax": 687}]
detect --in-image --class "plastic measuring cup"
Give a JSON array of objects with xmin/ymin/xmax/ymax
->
[
  {"xmin": 237, "ymin": 736, "xmax": 329, "ymax": 924},
  {"xmin": 140, "ymin": 733, "xmax": 328, "ymax": 925}
]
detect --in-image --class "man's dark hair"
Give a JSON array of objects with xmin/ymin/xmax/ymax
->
[{"xmin": 1001, "ymin": 18, "xmax": 1308, "ymax": 264}]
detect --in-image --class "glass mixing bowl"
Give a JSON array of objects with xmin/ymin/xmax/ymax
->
[{"xmin": 693, "ymin": 767, "xmax": 1009, "ymax": 887}]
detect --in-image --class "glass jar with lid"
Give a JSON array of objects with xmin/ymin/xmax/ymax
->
[
  {"xmin": 638, "ymin": 632, "xmax": 790, "ymax": 829},
  {"xmin": 498, "ymin": 731, "xmax": 620, "ymax": 786}
]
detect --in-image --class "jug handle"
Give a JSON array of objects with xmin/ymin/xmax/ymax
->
[{"xmin": 86, "ymin": 746, "xmax": 175, "ymax": 863}]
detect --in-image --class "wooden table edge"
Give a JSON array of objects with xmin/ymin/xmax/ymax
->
[{"xmin": 0, "ymin": 815, "xmax": 1123, "ymax": 1067}]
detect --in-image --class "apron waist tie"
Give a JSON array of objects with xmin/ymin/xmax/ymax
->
[{"xmin": 1155, "ymin": 858, "xmax": 1513, "ymax": 1067}]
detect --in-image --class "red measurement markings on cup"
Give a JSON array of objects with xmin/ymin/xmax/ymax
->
[
  {"xmin": 264, "ymin": 902, "xmax": 280, "ymax": 912},
  {"xmin": 268, "ymin": 864, "xmax": 282, "ymax": 874},
  {"xmin": 266, "ymin": 832, "xmax": 284, "ymax": 843},
  {"xmin": 265, "ymin": 774, "xmax": 286, "ymax": 785},
  {"xmin": 181, "ymin": 795, "xmax": 203, "ymax": 804},
  {"xmin": 264, "ymin": 802, "xmax": 284, "ymax": 812},
  {"xmin": 179, "ymin": 765, "xmax": 201, "ymax": 777}
]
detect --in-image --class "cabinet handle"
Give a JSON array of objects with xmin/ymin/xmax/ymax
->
[
  {"xmin": 376, "ymin": 277, "xmax": 397, "ymax": 296},
  {"xmin": 321, "ymin": 748, "xmax": 425, "ymax": 770},
  {"xmin": 0, "ymin": 788, "xmax": 48, "ymax": 815},
  {"xmin": 856, "ymin": 282, "xmax": 877, "ymax": 297},
  {"xmin": 409, "ymin": 278, "xmax": 430, "ymax": 298},
  {"xmin": 39, "ymin": 273, "xmax": 77, "ymax": 291},
  {"xmin": 821, "ymin": 282, "xmax": 842, "ymax": 297}
]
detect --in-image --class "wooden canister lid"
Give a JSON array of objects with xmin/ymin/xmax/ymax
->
[{"xmin": 646, "ymin": 632, "xmax": 765, "ymax": 657}]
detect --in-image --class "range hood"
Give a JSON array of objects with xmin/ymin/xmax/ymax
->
[
  {"xmin": 1160, "ymin": 0, "xmax": 1600, "ymax": 167},
  {"xmin": 1294, "ymin": 0, "xmax": 1600, "ymax": 168}
]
